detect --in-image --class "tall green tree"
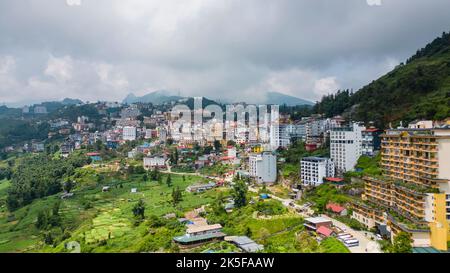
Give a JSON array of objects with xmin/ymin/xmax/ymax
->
[
  {"xmin": 166, "ymin": 174, "xmax": 173, "ymax": 187},
  {"xmin": 132, "ymin": 199, "xmax": 146, "ymax": 220},
  {"xmin": 232, "ymin": 180, "xmax": 248, "ymax": 208},
  {"xmin": 172, "ymin": 187, "xmax": 183, "ymax": 206}
]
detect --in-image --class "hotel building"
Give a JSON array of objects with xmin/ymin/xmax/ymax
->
[
  {"xmin": 330, "ymin": 123, "xmax": 366, "ymax": 174},
  {"xmin": 300, "ymin": 157, "xmax": 335, "ymax": 187},
  {"xmin": 351, "ymin": 126, "xmax": 450, "ymax": 250},
  {"xmin": 249, "ymin": 152, "xmax": 277, "ymax": 184}
]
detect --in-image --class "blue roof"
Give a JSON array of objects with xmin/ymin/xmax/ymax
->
[{"xmin": 174, "ymin": 232, "xmax": 226, "ymax": 243}]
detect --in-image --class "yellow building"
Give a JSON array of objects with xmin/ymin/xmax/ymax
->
[
  {"xmin": 356, "ymin": 127, "xmax": 450, "ymax": 250},
  {"xmin": 353, "ymin": 176, "xmax": 447, "ymax": 249}
]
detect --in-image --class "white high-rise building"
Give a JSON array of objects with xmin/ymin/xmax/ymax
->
[
  {"xmin": 249, "ymin": 152, "xmax": 277, "ymax": 184},
  {"xmin": 123, "ymin": 126, "xmax": 137, "ymax": 141},
  {"xmin": 300, "ymin": 157, "xmax": 335, "ymax": 187},
  {"xmin": 330, "ymin": 123, "xmax": 366, "ymax": 173}
]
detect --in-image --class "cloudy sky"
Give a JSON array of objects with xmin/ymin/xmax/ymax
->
[{"xmin": 1, "ymin": 0, "xmax": 450, "ymax": 106}]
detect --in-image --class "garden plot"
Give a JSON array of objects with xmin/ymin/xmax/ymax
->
[{"xmin": 84, "ymin": 209, "xmax": 131, "ymax": 244}]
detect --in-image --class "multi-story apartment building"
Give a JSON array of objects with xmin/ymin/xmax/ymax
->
[
  {"xmin": 352, "ymin": 126, "xmax": 450, "ymax": 250},
  {"xmin": 123, "ymin": 126, "xmax": 137, "ymax": 141},
  {"xmin": 381, "ymin": 127, "xmax": 450, "ymax": 188},
  {"xmin": 249, "ymin": 152, "xmax": 277, "ymax": 184},
  {"xmin": 306, "ymin": 118, "xmax": 325, "ymax": 140},
  {"xmin": 361, "ymin": 128, "xmax": 382, "ymax": 156},
  {"xmin": 330, "ymin": 123, "xmax": 366, "ymax": 174},
  {"xmin": 300, "ymin": 157, "xmax": 335, "ymax": 187}
]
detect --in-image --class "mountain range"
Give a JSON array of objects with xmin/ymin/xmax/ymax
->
[
  {"xmin": 123, "ymin": 90, "xmax": 184, "ymax": 105},
  {"xmin": 123, "ymin": 90, "xmax": 314, "ymax": 106}
]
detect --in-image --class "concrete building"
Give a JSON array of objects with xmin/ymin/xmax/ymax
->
[
  {"xmin": 173, "ymin": 224, "xmax": 225, "ymax": 246},
  {"xmin": 330, "ymin": 123, "xmax": 366, "ymax": 174},
  {"xmin": 143, "ymin": 156, "xmax": 166, "ymax": 169},
  {"xmin": 361, "ymin": 128, "xmax": 382, "ymax": 156},
  {"xmin": 123, "ymin": 126, "xmax": 137, "ymax": 141},
  {"xmin": 304, "ymin": 217, "xmax": 333, "ymax": 231},
  {"xmin": 300, "ymin": 157, "xmax": 335, "ymax": 187},
  {"xmin": 351, "ymin": 126, "xmax": 450, "ymax": 251},
  {"xmin": 249, "ymin": 152, "xmax": 277, "ymax": 184}
]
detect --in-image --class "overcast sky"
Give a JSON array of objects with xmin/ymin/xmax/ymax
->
[{"xmin": 1, "ymin": 0, "xmax": 450, "ymax": 106}]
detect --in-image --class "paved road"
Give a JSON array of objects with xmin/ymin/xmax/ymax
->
[{"xmin": 320, "ymin": 214, "xmax": 381, "ymax": 253}]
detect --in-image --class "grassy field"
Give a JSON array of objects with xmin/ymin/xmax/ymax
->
[{"xmin": 0, "ymin": 166, "xmax": 349, "ymax": 253}]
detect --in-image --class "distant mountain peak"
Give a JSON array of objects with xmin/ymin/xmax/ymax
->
[
  {"xmin": 259, "ymin": 91, "xmax": 314, "ymax": 106},
  {"xmin": 122, "ymin": 90, "xmax": 184, "ymax": 104}
]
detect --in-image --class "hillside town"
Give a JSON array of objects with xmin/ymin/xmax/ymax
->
[{"xmin": 1, "ymin": 98, "xmax": 449, "ymax": 254}]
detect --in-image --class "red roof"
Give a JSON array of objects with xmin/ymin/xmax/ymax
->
[
  {"xmin": 326, "ymin": 203, "xmax": 346, "ymax": 213},
  {"xmin": 364, "ymin": 128, "xmax": 380, "ymax": 132},
  {"xmin": 317, "ymin": 226, "xmax": 334, "ymax": 237},
  {"xmin": 86, "ymin": 152, "xmax": 101, "ymax": 156},
  {"xmin": 326, "ymin": 177, "xmax": 344, "ymax": 182}
]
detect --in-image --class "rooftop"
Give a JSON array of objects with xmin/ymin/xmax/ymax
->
[
  {"xmin": 305, "ymin": 217, "xmax": 332, "ymax": 225},
  {"xmin": 225, "ymin": 236, "xmax": 264, "ymax": 253},
  {"xmin": 174, "ymin": 232, "xmax": 226, "ymax": 244},
  {"xmin": 187, "ymin": 224, "xmax": 223, "ymax": 234},
  {"xmin": 301, "ymin": 156, "xmax": 330, "ymax": 162},
  {"xmin": 325, "ymin": 177, "xmax": 344, "ymax": 183},
  {"xmin": 326, "ymin": 203, "xmax": 346, "ymax": 213},
  {"xmin": 413, "ymin": 247, "xmax": 448, "ymax": 254},
  {"xmin": 317, "ymin": 226, "xmax": 334, "ymax": 237}
]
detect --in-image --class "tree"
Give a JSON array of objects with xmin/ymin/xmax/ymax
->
[
  {"xmin": 150, "ymin": 168, "xmax": 159, "ymax": 181},
  {"xmin": 36, "ymin": 211, "xmax": 48, "ymax": 230},
  {"xmin": 244, "ymin": 227, "xmax": 253, "ymax": 238},
  {"xmin": 209, "ymin": 191, "xmax": 226, "ymax": 216},
  {"xmin": 166, "ymin": 174, "xmax": 173, "ymax": 187},
  {"xmin": 232, "ymin": 180, "xmax": 248, "ymax": 208},
  {"xmin": 63, "ymin": 180, "xmax": 75, "ymax": 193},
  {"xmin": 170, "ymin": 149, "xmax": 179, "ymax": 165},
  {"xmin": 43, "ymin": 231, "xmax": 54, "ymax": 245},
  {"xmin": 391, "ymin": 232, "xmax": 413, "ymax": 253},
  {"xmin": 296, "ymin": 231, "xmax": 319, "ymax": 252},
  {"xmin": 213, "ymin": 140, "xmax": 222, "ymax": 152},
  {"xmin": 132, "ymin": 199, "xmax": 146, "ymax": 220},
  {"xmin": 48, "ymin": 201, "xmax": 62, "ymax": 227},
  {"xmin": 172, "ymin": 187, "xmax": 183, "ymax": 206},
  {"xmin": 227, "ymin": 140, "xmax": 236, "ymax": 147},
  {"xmin": 143, "ymin": 173, "xmax": 148, "ymax": 182}
]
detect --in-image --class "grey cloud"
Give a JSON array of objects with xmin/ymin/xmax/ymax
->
[{"xmin": 1, "ymin": 0, "xmax": 450, "ymax": 105}]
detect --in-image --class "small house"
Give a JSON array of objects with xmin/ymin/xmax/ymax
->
[
  {"xmin": 316, "ymin": 226, "xmax": 336, "ymax": 238},
  {"xmin": 304, "ymin": 217, "xmax": 333, "ymax": 231},
  {"xmin": 326, "ymin": 203, "xmax": 348, "ymax": 216}
]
